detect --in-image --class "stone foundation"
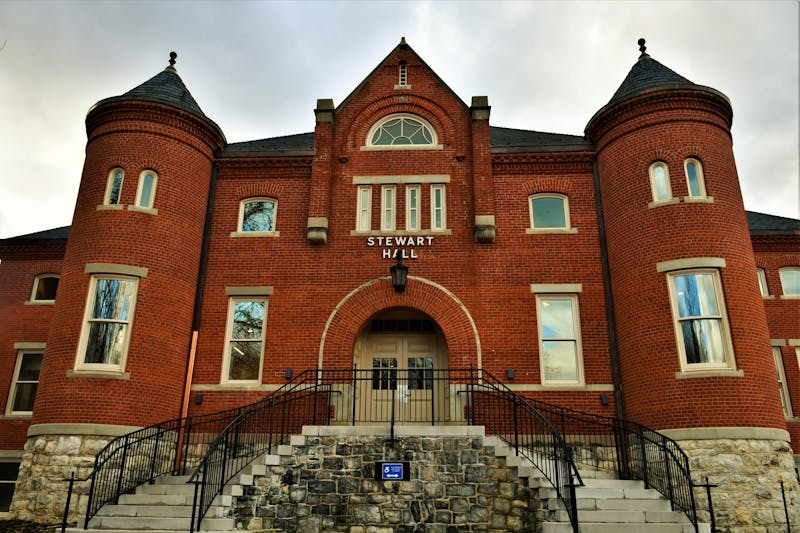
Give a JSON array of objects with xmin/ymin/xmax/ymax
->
[{"xmin": 664, "ymin": 428, "xmax": 800, "ymax": 532}]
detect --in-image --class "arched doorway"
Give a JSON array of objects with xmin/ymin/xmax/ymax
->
[{"xmin": 352, "ymin": 308, "xmax": 449, "ymax": 424}]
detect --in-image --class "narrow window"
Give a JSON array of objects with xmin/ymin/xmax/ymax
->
[
  {"xmin": 0, "ymin": 462, "xmax": 20, "ymax": 512},
  {"xmin": 529, "ymin": 194, "xmax": 569, "ymax": 229},
  {"xmin": 239, "ymin": 198, "xmax": 277, "ymax": 232},
  {"xmin": 406, "ymin": 185, "xmax": 420, "ymax": 231},
  {"xmin": 77, "ymin": 275, "xmax": 138, "ymax": 371},
  {"xmin": 398, "ymin": 62, "xmax": 408, "ymax": 86},
  {"xmin": 30, "ymin": 274, "xmax": 59, "ymax": 303},
  {"xmin": 381, "ymin": 185, "xmax": 396, "ymax": 231},
  {"xmin": 684, "ymin": 158, "xmax": 706, "ymax": 197},
  {"xmin": 537, "ymin": 295, "xmax": 583, "ymax": 384},
  {"xmin": 773, "ymin": 347, "xmax": 793, "ymax": 418},
  {"xmin": 7, "ymin": 350, "xmax": 43, "ymax": 415},
  {"xmin": 668, "ymin": 270, "xmax": 733, "ymax": 369},
  {"xmin": 431, "ymin": 184, "xmax": 446, "ymax": 231},
  {"xmin": 649, "ymin": 162, "xmax": 672, "ymax": 202},
  {"xmin": 356, "ymin": 186, "xmax": 372, "ymax": 232},
  {"xmin": 223, "ymin": 298, "xmax": 267, "ymax": 383},
  {"xmin": 779, "ymin": 267, "xmax": 800, "ymax": 296},
  {"xmin": 757, "ymin": 268, "xmax": 769, "ymax": 297},
  {"xmin": 105, "ymin": 168, "xmax": 124, "ymax": 205},
  {"xmin": 135, "ymin": 170, "xmax": 157, "ymax": 209}
]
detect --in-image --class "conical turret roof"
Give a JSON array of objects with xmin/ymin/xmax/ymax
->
[{"xmin": 607, "ymin": 39, "xmax": 694, "ymax": 105}]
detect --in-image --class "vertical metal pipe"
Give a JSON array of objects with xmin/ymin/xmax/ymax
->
[{"xmin": 62, "ymin": 471, "xmax": 75, "ymax": 533}]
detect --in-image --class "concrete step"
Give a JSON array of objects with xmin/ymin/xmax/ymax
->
[
  {"xmin": 95, "ymin": 504, "xmax": 225, "ymax": 518},
  {"xmin": 542, "ymin": 523, "xmax": 686, "ymax": 533},
  {"xmin": 150, "ymin": 474, "xmax": 192, "ymax": 485},
  {"xmin": 87, "ymin": 515, "xmax": 234, "ymax": 531},
  {"xmin": 548, "ymin": 497, "xmax": 672, "ymax": 511},
  {"xmin": 136, "ymin": 483, "xmax": 196, "ymax": 496}
]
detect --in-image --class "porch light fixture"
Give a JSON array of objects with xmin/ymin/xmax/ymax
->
[{"xmin": 390, "ymin": 253, "xmax": 409, "ymax": 293}]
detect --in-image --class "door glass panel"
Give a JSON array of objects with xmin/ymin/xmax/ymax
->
[{"xmin": 372, "ymin": 357, "xmax": 397, "ymax": 390}]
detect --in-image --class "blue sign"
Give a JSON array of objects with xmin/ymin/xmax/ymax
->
[{"xmin": 382, "ymin": 462, "xmax": 404, "ymax": 480}]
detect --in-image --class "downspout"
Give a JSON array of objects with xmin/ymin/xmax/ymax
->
[
  {"xmin": 592, "ymin": 158, "xmax": 625, "ymax": 423},
  {"xmin": 180, "ymin": 162, "xmax": 218, "ymax": 420}
]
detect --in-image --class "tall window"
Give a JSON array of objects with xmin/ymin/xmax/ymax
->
[
  {"xmin": 30, "ymin": 274, "xmax": 59, "ymax": 303},
  {"xmin": 367, "ymin": 114, "xmax": 437, "ymax": 147},
  {"xmin": 779, "ymin": 267, "xmax": 800, "ymax": 296},
  {"xmin": 7, "ymin": 350, "xmax": 42, "ymax": 415},
  {"xmin": 649, "ymin": 162, "xmax": 672, "ymax": 202},
  {"xmin": 398, "ymin": 62, "xmax": 408, "ymax": 86},
  {"xmin": 356, "ymin": 186, "xmax": 372, "ymax": 232},
  {"xmin": 105, "ymin": 168, "xmax": 124, "ymax": 205},
  {"xmin": 757, "ymin": 268, "xmax": 769, "ymax": 297},
  {"xmin": 135, "ymin": 170, "xmax": 157, "ymax": 209},
  {"xmin": 772, "ymin": 347, "xmax": 793, "ymax": 418},
  {"xmin": 0, "ymin": 462, "xmax": 20, "ymax": 512},
  {"xmin": 684, "ymin": 158, "xmax": 706, "ymax": 197},
  {"xmin": 77, "ymin": 275, "xmax": 138, "ymax": 371},
  {"xmin": 223, "ymin": 298, "xmax": 267, "ymax": 383},
  {"xmin": 381, "ymin": 185, "xmax": 396, "ymax": 231},
  {"xmin": 537, "ymin": 295, "xmax": 583, "ymax": 384},
  {"xmin": 406, "ymin": 185, "xmax": 420, "ymax": 231},
  {"xmin": 431, "ymin": 184, "xmax": 446, "ymax": 231},
  {"xmin": 667, "ymin": 270, "xmax": 733, "ymax": 369},
  {"xmin": 239, "ymin": 198, "xmax": 277, "ymax": 232},
  {"xmin": 529, "ymin": 194, "xmax": 569, "ymax": 229}
]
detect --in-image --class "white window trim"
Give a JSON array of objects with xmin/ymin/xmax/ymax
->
[
  {"xmin": 381, "ymin": 185, "xmax": 396, "ymax": 231},
  {"xmin": 683, "ymin": 158, "xmax": 707, "ymax": 198},
  {"xmin": 666, "ymin": 269, "xmax": 736, "ymax": 373},
  {"xmin": 772, "ymin": 346, "xmax": 793, "ymax": 418},
  {"xmin": 233, "ymin": 197, "xmax": 280, "ymax": 237},
  {"xmin": 221, "ymin": 296, "xmax": 268, "ymax": 385},
  {"xmin": 779, "ymin": 267, "xmax": 800, "ymax": 299},
  {"xmin": 75, "ymin": 274, "xmax": 139, "ymax": 374},
  {"xmin": 536, "ymin": 294, "xmax": 584, "ymax": 385},
  {"xmin": 406, "ymin": 185, "xmax": 421, "ymax": 231},
  {"xmin": 396, "ymin": 62, "xmax": 410, "ymax": 89},
  {"xmin": 648, "ymin": 162, "xmax": 672, "ymax": 203},
  {"xmin": 27, "ymin": 274, "xmax": 59, "ymax": 305},
  {"xmin": 362, "ymin": 113, "xmax": 441, "ymax": 150},
  {"xmin": 6, "ymin": 349, "xmax": 43, "ymax": 417},
  {"xmin": 757, "ymin": 268, "xmax": 773, "ymax": 299},
  {"xmin": 104, "ymin": 168, "xmax": 124, "ymax": 205},
  {"xmin": 134, "ymin": 170, "xmax": 158, "ymax": 210},
  {"xmin": 430, "ymin": 184, "xmax": 447, "ymax": 232},
  {"xmin": 528, "ymin": 193, "xmax": 573, "ymax": 233},
  {"xmin": 356, "ymin": 185, "xmax": 373, "ymax": 232}
]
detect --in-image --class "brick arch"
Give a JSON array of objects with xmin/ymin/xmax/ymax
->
[
  {"xmin": 522, "ymin": 177, "xmax": 575, "ymax": 196},
  {"xmin": 637, "ymin": 148, "xmax": 676, "ymax": 169},
  {"xmin": 318, "ymin": 276, "xmax": 481, "ymax": 369},
  {"xmin": 234, "ymin": 183, "xmax": 285, "ymax": 199}
]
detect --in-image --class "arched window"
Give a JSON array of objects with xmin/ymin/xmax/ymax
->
[
  {"xmin": 648, "ymin": 162, "xmax": 672, "ymax": 202},
  {"xmin": 684, "ymin": 158, "xmax": 706, "ymax": 198},
  {"xmin": 135, "ymin": 170, "xmax": 157, "ymax": 209},
  {"xmin": 104, "ymin": 168, "xmax": 124, "ymax": 205},
  {"xmin": 366, "ymin": 114, "xmax": 437, "ymax": 147},
  {"xmin": 779, "ymin": 267, "xmax": 800, "ymax": 297},
  {"xmin": 30, "ymin": 274, "xmax": 59, "ymax": 303},
  {"xmin": 239, "ymin": 198, "xmax": 277, "ymax": 233},
  {"xmin": 529, "ymin": 194, "xmax": 570, "ymax": 230}
]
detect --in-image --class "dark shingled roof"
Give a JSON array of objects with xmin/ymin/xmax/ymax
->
[
  {"xmin": 608, "ymin": 53, "xmax": 693, "ymax": 105},
  {"xmin": 490, "ymin": 127, "xmax": 587, "ymax": 149},
  {"xmin": 1, "ymin": 226, "xmax": 70, "ymax": 243},
  {"xmin": 223, "ymin": 133, "xmax": 315, "ymax": 155},
  {"xmin": 746, "ymin": 211, "xmax": 800, "ymax": 234}
]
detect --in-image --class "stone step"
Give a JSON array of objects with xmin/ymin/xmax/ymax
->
[
  {"xmin": 151, "ymin": 474, "xmax": 192, "ymax": 485},
  {"xmin": 542, "ymin": 523, "xmax": 686, "ymax": 533},
  {"xmin": 136, "ymin": 483, "xmax": 196, "ymax": 496},
  {"xmin": 553, "ymin": 509, "xmax": 686, "ymax": 523},
  {"xmin": 548, "ymin": 497, "xmax": 672, "ymax": 511},
  {"xmin": 87, "ymin": 515, "xmax": 234, "ymax": 531},
  {"xmin": 116, "ymin": 492, "xmax": 231, "ymax": 507},
  {"xmin": 581, "ymin": 478, "xmax": 643, "ymax": 489},
  {"xmin": 95, "ymin": 504, "xmax": 225, "ymax": 518}
]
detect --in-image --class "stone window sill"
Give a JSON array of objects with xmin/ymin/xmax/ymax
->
[
  {"xmin": 67, "ymin": 370, "xmax": 131, "ymax": 380},
  {"xmin": 675, "ymin": 369, "xmax": 744, "ymax": 379},
  {"xmin": 525, "ymin": 228, "xmax": 578, "ymax": 234},
  {"xmin": 97, "ymin": 204, "xmax": 124, "ymax": 211},
  {"xmin": 128, "ymin": 205, "xmax": 158, "ymax": 215},
  {"xmin": 683, "ymin": 196, "xmax": 714, "ymax": 204},
  {"xmin": 230, "ymin": 231, "xmax": 281, "ymax": 238},
  {"xmin": 647, "ymin": 198, "xmax": 680, "ymax": 209}
]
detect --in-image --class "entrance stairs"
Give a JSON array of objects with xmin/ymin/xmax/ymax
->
[{"xmin": 69, "ymin": 427, "xmax": 707, "ymax": 533}]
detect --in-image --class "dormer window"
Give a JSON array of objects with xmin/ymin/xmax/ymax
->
[{"xmin": 365, "ymin": 114, "xmax": 439, "ymax": 149}]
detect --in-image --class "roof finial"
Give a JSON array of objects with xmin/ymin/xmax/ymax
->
[
  {"xmin": 400, "ymin": 36, "xmax": 407, "ymax": 45},
  {"xmin": 637, "ymin": 38, "xmax": 648, "ymax": 58},
  {"xmin": 169, "ymin": 51, "xmax": 177, "ymax": 67}
]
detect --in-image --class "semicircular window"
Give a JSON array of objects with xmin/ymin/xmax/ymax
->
[{"xmin": 368, "ymin": 115, "xmax": 437, "ymax": 147}]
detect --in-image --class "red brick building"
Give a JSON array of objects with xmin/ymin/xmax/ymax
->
[{"xmin": 1, "ymin": 39, "xmax": 798, "ymax": 528}]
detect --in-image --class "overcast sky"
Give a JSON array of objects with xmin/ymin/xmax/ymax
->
[{"xmin": 1, "ymin": 0, "xmax": 798, "ymax": 238}]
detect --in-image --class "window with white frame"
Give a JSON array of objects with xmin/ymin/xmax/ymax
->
[
  {"xmin": 135, "ymin": 170, "xmax": 157, "ymax": 209},
  {"xmin": 104, "ymin": 168, "xmax": 124, "ymax": 205},
  {"xmin": 406, "ymin": 185, "xmax": 421, "ymax": 231},
  {"xmin": 667, "ymin": 270, "xmax": 734, "ymax": 370},
  {"xmin": 366, "ymin": 114, "xmax": 437, "ymax": 147},
  {"xmin": 77, "ymin": 275, "xmax": 139, "ymax": 371},
  {"xmin": 356, "ymin": 186, "xmax": 372, "ymax": 232},
  {"xmin": 381, "ymin": 185, "xmax": 396, "ymax": 231},
  {"xmin": 0, "ymin": 462, "xmax": 20, "ymax": 512},
  {"xmin": 6, "ymin": 350, "xmax": 42, "ymax": 415},
  {"xmin": 772, "ymin": 346, "xmax": 793, "ymax": 418},
  {"xmin": 222, "ymin": 298, "xmax": 268, "ymax": 383},
  {"xmin": 684, "ymin": 158, "xmax": 706, "ymax": 198},
  {"xmin": 30, "ymin": 274, "xmax": 59, "ymax": 303},
  {"xmin": 239, "ymin": 198, "xmax": 277, "ymax": 233},
  {"xmin": 430, "ymin": 184, "xmax": 446, "ymax": 231},
  {"xmin": 779, "ymin": 267, "xmax": 800, "ymax": 296},
  {"xmin": 649, "ymin": 162, "xmax": 672, "ymax": 202},
  {"xmin": 529, "ymin": 194, "xmax": 570, "ymax": 229},
  {"xmin": 757, "ymin": 268, "xmax": 769, "ymax": 298},
  {"xmin": 536, "ymin": 295, "xmax": 583, "ymax": 384},
  {"xmin": 398, "ymin": 62, "xmax": 408, "ymax": 86}
]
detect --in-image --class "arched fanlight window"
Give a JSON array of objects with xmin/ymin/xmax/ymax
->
[{"xmin": 366, "ymin": 114, "xmax": 437, "ymax": 147}]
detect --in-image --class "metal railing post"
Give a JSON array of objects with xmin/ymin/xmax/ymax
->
[
  {"xmin": 114, "ymin": 435, "xmax": 131, "ymax": 503},
  {"xmin": 61, "ymin": 471, "xmax": 75, "ymax": 533},
  {"xmin": 149, "ymin": 430, "xmax": 162, "ymax": 484},
  {"xmin": 390, "ymin": 387, "xmax": 396, "ymax": 447},
  {"xmin": 267, "ymin": 393, "xmax": 276, "ymax": 452},
  {"xmin": 638, "ymin": 427, "xmax": 649, "ymax": 488},
  {"xmin": 181, "ymin": 419, "xmax": 193, "ymax": 475},
  {"xmin": 512, "ymin": 394, "xmax": 520, "ymax": 455},
  {"xmin": 351, "ymin": 365, "xmax": 358, "ymax": 426},
  {"xmin": 312, "ymin": 369, "xmax": 320, "ymax": 426},
  {"xmin": 662, "ymin": 436, "xmax": 674, "ymax": 510},
  {"xmin": 566, "ymin": 448, "xmax": 578, "ymax": 533},
  {"xmin": 83, "ymin": 457, "xmax": 99, "ymax": 529}
]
